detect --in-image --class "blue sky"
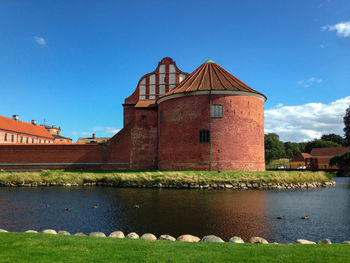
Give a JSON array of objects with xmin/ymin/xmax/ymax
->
[{"xmin": 1, "ymin": 0, "xmax": 349, "ymax": 142}]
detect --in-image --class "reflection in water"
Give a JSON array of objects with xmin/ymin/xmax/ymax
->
[{"xmin": 0, "ymin": 177, "xmax": 349, "ymax": 242}]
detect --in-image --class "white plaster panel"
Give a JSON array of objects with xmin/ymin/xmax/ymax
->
[
  {"xmin": 169, "ymin": 64, "xmax": 175, "ymax": 73},
  {"xmin": 169, "ymin": 72, "xmax": 176, "ymax": 85},
  {"xmin": 159, "ymin": 64, "xmax": 165, "ymax": 73},
  {"xmin": 180, "ymin": 74, "xmax": 186, "ymax": 82},
  {"xmin": 159, "ymin": 85, "xmax": 165, "ymax": 95},
  {"xmin": 149, "ymin": 74, "xmax": 155, "ymax": 85}
]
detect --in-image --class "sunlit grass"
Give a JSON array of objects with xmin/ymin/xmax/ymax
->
[
  {"xmin": 0, "ymin": 233, "xmax": 349, "ymax": 263},
  {"xmin": 0, "ymin": 169, "xmax": 333, "ymax": 185}
]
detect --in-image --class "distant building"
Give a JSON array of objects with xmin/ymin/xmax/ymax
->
[
  {"xmin": 290, "ymin": 147, "xmax": 350, "ymax": 169},
  {"xmin": 0, "ymin": 115, "xmax": 54, "ymax": 144},
  {"xmin": 290, "ymin": 153, "xmax": 312, "ymax": 169},
  {"xmin": 77, "ymin": 133, "xmax": 110, "ymax": 144},
  {"xmin": 42, "ymin": 124, "xmax": 72, "ymax": 143}
]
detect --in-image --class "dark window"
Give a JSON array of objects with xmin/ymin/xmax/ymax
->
[
  {"xmin": 4, "ymin": 133, "xmax": 7, "ymax": 141},
  {"xmin": 211, "ymin": 105, "xmax": 223, "ymax": 118},
  {"xmin": 11, "ymin": 135, "xmax": 14, "ymax": 142},
  {"xmin": 141, "ymin": 115, "xmax": 147, "ymax": 121},
  {"xmin": 159, "ymin": 111, "xmax": 163, "ymax": 123},
  {"xmin": 57, "ymin": 131, "xmax": 59, "ymax": 135},
  {"xmin": 39, "ymin": 139, "xmax": 41, "ymax": 143},
  {"xmin": 199, "ymin": 130, "xmax": 210, "ymax": 143},
  {"xmin": 26, "ymin": 137, "xmax": 29, "ymax": 143},
  {"xmin": 20, "ymin": 136, "xmax": 23, "ymax": 143},
  {"xmin": 32, "ymin": 138, "xmax": 34, "ymax": 143}
]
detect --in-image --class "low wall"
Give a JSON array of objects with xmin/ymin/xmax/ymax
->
[{"xmin": 0, "ymin": 143, "xmax": 129, "ymax": 170}]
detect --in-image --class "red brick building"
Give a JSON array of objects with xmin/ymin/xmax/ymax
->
[
  {"xmin": 0, "ymin": 57, "xmax": 267, "ymax": 171},
  {"xmin": 0, "ymin": 115, "xmax": 54, "ymax": 144}
]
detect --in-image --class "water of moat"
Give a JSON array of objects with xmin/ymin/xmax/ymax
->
[{"xmin": 0, "ymin": 177, "xmax": 349, "ymax": 243}]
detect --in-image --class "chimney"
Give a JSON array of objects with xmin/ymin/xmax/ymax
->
[
  {"xmin": 31, "ymin": 120, "xmax": 37, "ymax": 125},
  {"xmin": 12, "ymin": 115, "xmax": 19, "ymax": 121},
  {"xmin": 92, "ymin": 133, "xmax": 96, "ymax": 139}
]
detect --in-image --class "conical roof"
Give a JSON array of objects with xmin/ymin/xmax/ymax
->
[{"xmin": 158, "ymin": 60, "xmax": 266, "ymax": 102}]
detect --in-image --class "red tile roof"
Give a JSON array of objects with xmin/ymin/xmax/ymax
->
[
  {"xmin": 290, "ymin": 152, "xmax": 312, "ymax": 162},
  {"xmin": 161, "ymin": 60, "xmax": 266, "ymax": 99},
  {"xmin": 301, "ymin": 153, "xmax": 313, "ymax": 159},
  {"xmin": 310, "ymin": 147, "xmax": 350, "ymax": 157},
  {"xmin": 135, "ymin": 100, "xmax": 156, "ymax": 108},
  {"xmin": 0, "ymin": 115, "xmax": 54, "ymax": 139}
]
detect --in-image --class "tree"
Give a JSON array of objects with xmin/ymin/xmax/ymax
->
[
  {"xmin": 284, "ymin": 142, "xmax": 301, "ymax": 159},
  {"xmin": 304, "ymin": 139, "xmax": 341, "ymax": 153},
  {"xmin": 344, "ymin": 105, "xmax": 350, "ymax": 146},
  {"xmin": 264, "ymin": 133, "xmax": 286, "ymax": 163},
  {"xmin": 330, "ymin": 152, "xmax": 350, "ymax": 169},
  {"xmin": 321, "ymin": 133, "xmax": 346, "ymax": 146}
]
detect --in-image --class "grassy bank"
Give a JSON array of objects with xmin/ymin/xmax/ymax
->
[
  {"xmin": 0, "ymin": 170, "xmax": 333, "ymax": 185},
  {"xmin": 0, "ymin": 233, "xmax": 349, "ymax": 263}
]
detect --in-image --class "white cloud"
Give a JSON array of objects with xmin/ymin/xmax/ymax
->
[
  {"xmin": 34, "ymin": 36, "xmax": 47, "ymax": 46},
  {"xmin": 297, "ymin": 77, "xmax": 323, "ymax": 88},
  {"xmin": 265, "ymin": 96, "xmax": 350, "ymax": 142},
  {"xmin": 322, "ymin": 21, "xmax": 350, "ymax": 37}
]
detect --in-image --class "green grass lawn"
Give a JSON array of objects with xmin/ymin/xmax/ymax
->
[
  {"xmin": 0, "ymin": 170, "xmax": 333, "ymax": 185},
  {"xmin": 0, "ymin": 233, "xmax": 349, "ymax": 263}
]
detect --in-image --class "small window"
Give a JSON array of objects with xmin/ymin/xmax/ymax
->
[
  {"xmin": 11, "ymin": 135, "xmax": 14, "ymax": 142},
  {"xmin": 141, "ymin": 115, "xmax": 147, "ymax": 121},
  {"xmin": 159, "ymin": 111, "xmax": 163, "ymax": 123},
  {"xmin": 26, "ymin": 137, "xmax": 29, "ymax": 143},
  {"xmin": 20, "ymin": 136, "xmax": 23, "ymax": 143},
  {"xmin": 57, "ymin": 131, "xmax": 59, "ymax": 135},
  {"xmin": 39, "ymin": 139, "xmax": 41, "ymax": 143},
  {"xmin": 32, "ymin": 138, "xmax": 34, "ymax": 143},
  {"xmin": 199, "ymin": 130, "xmax": 210, "ymax": 143},
  {"xmin": 211, "ymin": 105, "xmax": 223, "ymax": 118},
  {"xmin": 4, "ymin": 133, "xmax": 7, "ymax": 141}
]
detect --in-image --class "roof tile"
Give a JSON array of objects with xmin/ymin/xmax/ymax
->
[{"xmin": 0, "ymin": 116, "xmax": 53, "ymax": 139}]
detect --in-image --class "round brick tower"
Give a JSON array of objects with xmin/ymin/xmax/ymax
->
[{"xmin": 156, "ymin": 59, "xmax": 267, "ymax": 171}]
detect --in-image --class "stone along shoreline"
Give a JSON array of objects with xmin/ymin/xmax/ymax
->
[
  {"xmin": 0, "ymin": 229, "xmax": 349, "ymax": 245},
  {"xmin": 0, "ymin": 180, "xmax": 336, "ymax": 189}
]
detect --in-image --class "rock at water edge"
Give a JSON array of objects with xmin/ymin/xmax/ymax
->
[
  {"xmin": 177, "ymin": 234, "xmax": 200, "ymax": 242},
  {"xmin": 42, "ymin": 229, "xmax": 57, "ymax": 235},
  {"xmin": 89, "ymin": 232, "xmax": 106, "ymax": 237},
  {"xmin": 126, "ymin": 232, "xmax": 139, "ymax": 239},
  {"xmin": 25, "ymin": 230, "xmax": 38, "ymax": 233},
  {"xmin": 229, "ymin": 236, "xmax": 244, "ymax": 243},
  {"xmin": 74, "ymin": 233, "xmax": 87, "ymax": 236},
  {"xmin": 140, "ymin": 233, "xmax": 157, "ymax": 241},
  {"xmin": 109, "ymin": 231, "xmax": 125, "ymax": 238},
  {"xmin": 158, "ymin": 234, "xmax": 176, "ymax": 241},
  {"xmin": 318, "ymin": 238, "xmax": 332, "ymax": 244},
  {"xmin": 201, "ymin": 235, "xmax": 224, "ymax": 243},
  {"xmin": 296, "ymin": 239, "xmax": 316, "ymax": 244},
  {"xmin": 249, "ymin": 237, "xmax": 268, "ymax": 244},
  {"xmin": 58, "ymin": 230, "xmax": 71, "ymax": 235}
]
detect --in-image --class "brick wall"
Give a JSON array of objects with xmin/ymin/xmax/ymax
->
[
  {"xmin": 130, "ymin": 107, "xmax": 158, "ymax": 170},
  {"xmin": 158, "ymin": 94, "xmax": 265, "ymax": 171},
  {"xmin": 0, "ymin": 143, "xmax": 106, "ymax": 169}
]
